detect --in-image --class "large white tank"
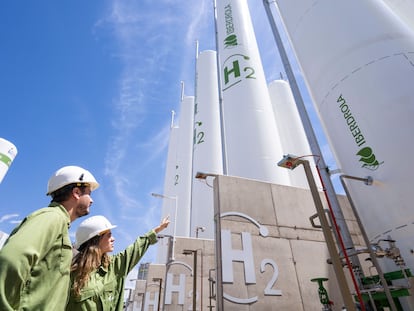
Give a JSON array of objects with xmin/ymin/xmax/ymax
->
[
  {"xmin": 191, "ymin": 50, "xmax": 223, "ymax": 239},
  {"xmin": 156, "ymin": 96, "xmax": 195, "ymax": 262},
  {"xmin": 0, "ymin": 138, "xmax": 17, "ymax": 184},
  {"xmin": 274, "ymin": 0, "xmax": 414, "ymax": 283},
  {"xmin": 173, "ymin": 96, "xmax": 194, "ymax": 238},
  {"xmin": 268, "ymin": 80, "xmax": 320, "ymax": 189},
  {"xmin": 156, "ymin": 123, "xmax": 179, "ymax": 264},
  {"xmin": 382, "ymin": 0, "xmax": 414, "ymax": 32},
  {"xmin": 216, "ymin": 0, "xmax": 289, "ymax": 185}
]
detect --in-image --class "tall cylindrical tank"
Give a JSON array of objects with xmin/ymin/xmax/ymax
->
[
  {"xmin": 156, "ymin": 123, "xmax": 179, "ymax": 264},
  {"xmin": 156, "ymin": 96, "xmax": 194, "ymax": 263},
  {"xmin": 0, "ymin": 138, "xmax": 17, "ymax": 184},
  {"xmin": 268, "ymin": 80, "xmax": 320, "ymax": 189},
  {"xmin": 174, "ymin": 95, "xmax": 194, "ymax": 238},
  {"xmin": 382, "ymin": 0, "xmax": 414, "ymax": 33},
  {"xmin": 191, "ymin": 50, "xmax": 223, "ymax": 239},
  {"xmin": 216, "ymin": 0, "xmax": 290, "ymax": 185},
  {"xmin": 274, "ymin": 0, "xmax": 414, "ymax": 285}
]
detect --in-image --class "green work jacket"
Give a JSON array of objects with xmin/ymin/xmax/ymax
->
[
  {"xmin": 66, "ymin": 230, "xmax": 157, "ymax": 311},
  {"xmin": 0, "ymin": 202, "xmax": 72, "ymax": 311}
]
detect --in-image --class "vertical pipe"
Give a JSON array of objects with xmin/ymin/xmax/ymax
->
[
  {"xmin": 193, "ymin": 251, "xmax": 197, "ymax": 311},
  {"xmin": 213, "ymin": 176, "xmax": 224, "ymax": 311},
  {"xmin": 200, "ymin": 250, "xmax": 203, "ymax": 311},
  {"xmin": 213, "ymin": 0, "xmax": 228, "ymax": 175},
  {"xmin": 157, "ymin": 279, "xmax": 162, "ymax": 311},
  {"xmin": 162, "ymin": 236, "xmax": 173, "ymax": 311}
]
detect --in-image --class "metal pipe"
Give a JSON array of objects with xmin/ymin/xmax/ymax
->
[
  {"xmin": 152, "ymin": 278, "xmax": 163, "ymax": 311},
  {"xmin": 212, "ymin": 0, "xmax": 228, "ymax": 175},
  {"xmin": 160, "ymin": 234, "xmax": 174, "ymax": 311},
  {"xmin": 213, "ymin": 176, "xmax": 224, "ymax": 311},
  {"xmin": 193, "ymin": 251, "xmax": 197, "ymax": 311},
  {"xmin": 208, "ymin": 269, "xmax": 216, "ymax": 311},
  {"xmin": 194, "ymin": 172, "xmax": 222, "ymax": 310},
  {"xmin": 200, "ymin": 249, "xmax": 203, "ymax": 311},
  {"xmin": 183, "ymin": 249, "xmax": 198, "ymax": 311}
]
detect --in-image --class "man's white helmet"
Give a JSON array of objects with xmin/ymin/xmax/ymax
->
[
  {"xmin": 47, "ymin": 165, "xmax": 99, "ymax": 195},
  {"xmin": 75, "ymin": 215, "xmax": 117, "ymax": 249}
]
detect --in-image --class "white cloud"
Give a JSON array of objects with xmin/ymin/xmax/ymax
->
[{"xmin": 0, "ymin": 214, "xmax": 19, "ymax": 223}]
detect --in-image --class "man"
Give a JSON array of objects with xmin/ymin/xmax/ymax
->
[{"xmin": 0, "ymin": 165, "xmax": 99, "ymax": 310}]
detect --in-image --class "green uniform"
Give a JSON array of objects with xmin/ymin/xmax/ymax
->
[
  {"xmin": 66, "ymin": 230, "xmax": 157, "ymax": 311},
  {"xmin": 0, "ymin": 203, "xmax": 72, "ymax": 311}
]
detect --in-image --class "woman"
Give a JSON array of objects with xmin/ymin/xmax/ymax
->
[{"xmin": 66, "ymin": 215, "xmax": 169, "ymax": 310}]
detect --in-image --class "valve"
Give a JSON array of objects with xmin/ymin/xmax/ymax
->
[{"xmin": 311, "ymin": 277, "xmax": 334, "ymax": 311}]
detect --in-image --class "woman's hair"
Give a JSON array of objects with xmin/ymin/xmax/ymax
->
[{"xmin": 70, "ymin": 235, "xmax": 111, "ymax": 297}]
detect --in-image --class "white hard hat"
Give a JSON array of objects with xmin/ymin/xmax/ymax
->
[
  {"xmin": 75, "ymin": 215, "xmax": 117, "ymax": 249},
  {"xmin": 47, "ymin": 165, "xmax": 99, "ymax": 195}
]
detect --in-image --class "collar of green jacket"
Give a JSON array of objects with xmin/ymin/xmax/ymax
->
[{"xmin": 49, "ymin": 202, "xmax": 71, "ymax": 228}]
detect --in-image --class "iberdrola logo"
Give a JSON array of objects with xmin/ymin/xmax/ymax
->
[
  {"xmin": 223, "ymin": 4, "xmax": 237, "ymax": 49},
  {"xmin": 337, "ymin": 94, "xmax": 384, "ymax": 171},
  {"xmin": 224, "ymin": 34, "xmax": 238, "ymax": 48},
  {"xmin": 356, "ymin": 147, "xmax": 384, "ymax": 171}
]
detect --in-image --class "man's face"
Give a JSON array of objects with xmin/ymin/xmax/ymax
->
[{"xmin": 74, "ymin": 186, "xmax": 93, "ymax": 218}]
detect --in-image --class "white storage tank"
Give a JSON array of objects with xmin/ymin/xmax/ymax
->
[
  {"xmin": 274, "ymin": 0, "xmax": 414, "ymax": 284},
  {"xmin": 0, "ymin": 138, "xmax": 17, "ymax": 184},
  {"xmin": 173, "ymin": 95, "xmax": 194, "ymax": 238},
  {"xmin": 216, "ymin": 0, "xmax": 289, "ymax": 185},
  {"xmin": 191, "ymin": 50, "xmax": 223, "ymax": 239},
  {"xmin": 268, "ymin": 79, "xmax": 320, "ymax": 189},
  {"xmin": 382, "ymin": 0, "xmax": 414, "ymax": 33}
]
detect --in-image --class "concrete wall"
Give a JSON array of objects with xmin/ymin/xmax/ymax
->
[
  {"xmin": 135, "ymin": 175, "xmax": 372, "ymax": 310},
  {"xmin": 214, "ymin": 175, "xmax": 361, "ymax": 311}
]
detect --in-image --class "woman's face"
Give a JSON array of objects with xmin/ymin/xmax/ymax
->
[{"xmin": 99, "ymin": 230, "xmax": 115, "ymax": 254}]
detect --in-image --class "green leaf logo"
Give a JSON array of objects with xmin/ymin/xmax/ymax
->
[
  {"xmin": 224, "ymin": 34, "xmax": 238, "ymax": 48},
  {"xmin": 356, "ymin": 147, "xmax": 384, "ymax": 171}
]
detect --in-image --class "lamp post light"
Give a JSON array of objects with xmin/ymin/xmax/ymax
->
[
  {"xmin": 195, "ymin": 226, "xmax": 205, "ymax": 238},
  {"xmin": 136, "ymin": 293, "xmax": 144, "ymax": 311},
  {"xmin": 156, "ymin": 234, "xmax": 175, "ymax": 311},
  {"xmin": 195, "ymin": 171, "xmax": 223, "ymax": 311},
  {"xmin": 151, "ymin": 193, "xmax": 178, "ymax": 260},
  {"xmin": 183, "ymin": 249, "xmax": 198, "ymax": 311},
  {"xmin": 152, "ymin": 278, "xmax": 163, "ymax": 311},
  {"xmin": 278, "ymin": 155, "xmax": 357, "ymax": 311}
]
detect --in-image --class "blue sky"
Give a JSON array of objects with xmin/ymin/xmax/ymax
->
[{"xmin": 0, "ymin": 0, "xmax": 336, "ymax": 269}]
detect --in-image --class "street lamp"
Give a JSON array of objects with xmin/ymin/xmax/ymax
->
[
  {"xmin": 152, "ymin": 278, "xmax": 163, "ymax": 311},
  {"xmin": 195, "ymin": 171, "xmax": 223, "ymax": 311},
  {"xmin": 278, "ymin": 154, "xmax": 357, "ymax": 311},
  {"xmin": 151, "ymin": 192, "xmax": 178, "ymax": 260},
  {"xmin": 183, "ymin": 249, "xmax": 198, "ymax": 311},
  {"xmin": 195, "ymin": 226, "xmax": 205, "ymax": 238}
]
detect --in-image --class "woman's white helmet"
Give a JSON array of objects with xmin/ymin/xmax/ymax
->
[
  {"xmin": 75, "ymin": 215, "xmax": 117, "ymax": 249},
  {"xmin": 46, "ymin": 165, "xmax": 99, "ymax": 195}
]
